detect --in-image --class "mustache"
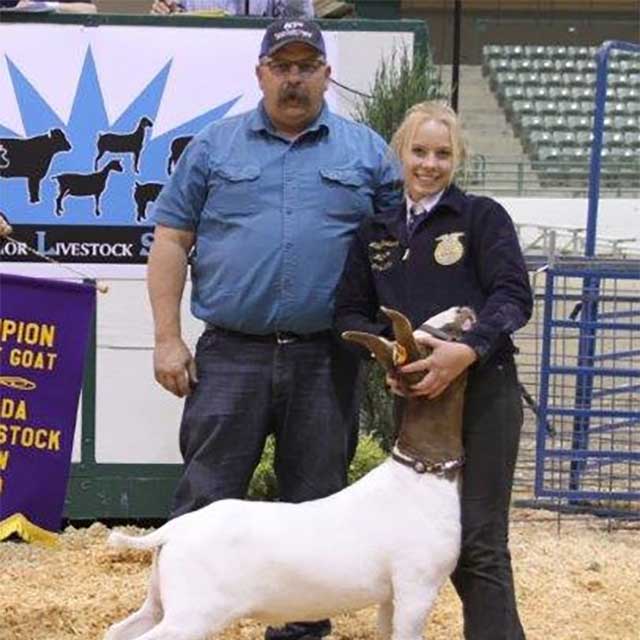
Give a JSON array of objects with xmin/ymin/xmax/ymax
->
[{"xmin": 278, "ymin": 85, "xmax": 310, "ymax": 106}]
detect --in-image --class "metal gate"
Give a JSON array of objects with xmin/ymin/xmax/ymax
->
[{"xmin": 534, "ymin": 259, "xmax": 640, "ymax": 512}]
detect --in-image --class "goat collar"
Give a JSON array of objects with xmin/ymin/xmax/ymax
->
[{"xmin": 392, "ymin": 444, "xmax": 464, "ymax": 477}]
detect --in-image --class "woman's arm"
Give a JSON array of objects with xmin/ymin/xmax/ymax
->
[{"xmin": 459, "ymin": 199, "xmax": 533, "ymax": 363}]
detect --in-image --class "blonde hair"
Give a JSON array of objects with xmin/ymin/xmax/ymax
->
[{"xmin": 390, "ymin": 101, "xmax": 468, "ymax": 182}]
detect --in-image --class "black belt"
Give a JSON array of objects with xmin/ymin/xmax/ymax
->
[{"xmin": 206, "ymin": 325, "xmax": 332, "ymax": 345}]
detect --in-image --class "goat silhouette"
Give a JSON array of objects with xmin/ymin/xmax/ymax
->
[
  {"xmin": 134, "ymin": 181, "xmax": 164, "ymax": 223},
  {"xmin": 53, "ymin": 159, "xmax": 124, "ymax": 217},
  {"xmin": 166, "ymin": 135, "xmax": 193, "ymax": 175},
  {"xmin": 0, "ymin": 129, "xmax": 71, "ymax": 203},
  {"xmin": 95, "ymin": 116, "xmax": 153, "ymax": 174}
]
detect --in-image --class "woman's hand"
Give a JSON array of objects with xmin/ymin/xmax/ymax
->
[{"xmin": 398, "ymin": 334, "xmax": 477, "ymax": 399}]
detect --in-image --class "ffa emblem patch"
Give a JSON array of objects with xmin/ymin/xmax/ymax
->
[
  {"xmin": 434, "ymin": 232, "xmax": 465, "ymax": 266},
  {"xmin": 368, "ymin": 239, "xmax": 399, "ymax": 272}
]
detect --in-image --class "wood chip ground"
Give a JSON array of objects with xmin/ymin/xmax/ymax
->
[{"xmin": 0, "ymin": 510, "xmax": 637, "ymax": 640}]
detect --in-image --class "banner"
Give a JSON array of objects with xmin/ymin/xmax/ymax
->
[
  {"xmin": 0, "ymin": 21, "xmax": 338, "ymax": 270},
  {"xmin": 0, "ymin": 273, "xmax": 95, "ymax": 544}
]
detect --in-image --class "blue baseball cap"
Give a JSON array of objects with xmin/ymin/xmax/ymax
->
[{"xmin": 259, "ymin": 20, "xmax": 326, "ymax": 59}]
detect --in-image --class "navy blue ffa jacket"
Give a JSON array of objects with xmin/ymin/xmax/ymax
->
[{"xmin": 334, "ymin": 184, "xmax": 533, "ymax": 367}]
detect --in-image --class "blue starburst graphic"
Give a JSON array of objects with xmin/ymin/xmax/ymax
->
[{"xmin": 0, "ymin": 47, "xmax": 240, "ymax": 226}]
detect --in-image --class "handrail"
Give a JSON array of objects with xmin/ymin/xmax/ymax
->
[{"xmin": 459, "ymin": 155, "xmax": 639, "ymax": 197}]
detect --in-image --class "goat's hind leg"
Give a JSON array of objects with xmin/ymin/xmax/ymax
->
[
  {"xmin": 377, "ymin": 599, "xmax": 394, "ymax": 640},
  {"xmin": 104, "ymin": 555, "xmax": 162, "ymax": 640},
  {"xmin": 130, "ymin": 608, "xmax": 233, "ymax": 640}
]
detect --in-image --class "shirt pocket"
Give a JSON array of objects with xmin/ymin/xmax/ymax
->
[
  {"xmin": 319, "ymin": 165, "xmax": 372, "ymax": 222},
  {"xmin": 208, "ymin": 163, "xmax": 261, "ymax": 216}
]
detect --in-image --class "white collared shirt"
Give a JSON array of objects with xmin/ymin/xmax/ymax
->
[{"xmin": 406, "ymin": 189, "xmax": 444, "ymax": 229}]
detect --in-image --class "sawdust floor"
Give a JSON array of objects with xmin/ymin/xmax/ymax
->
[{"xmin": 0, "ymin": 510, "xmax": 637, "ymax": 640}]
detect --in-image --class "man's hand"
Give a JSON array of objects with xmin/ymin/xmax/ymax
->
[
  {"xmin": 150, "ymin": 0, "xmax": 184, "ymax": 14},
  {"xmin": 153, "ymin": 336, "xmax": 198, "ymax": 397},
  {"xmin": 397, "ymin": 334, "xmax": 477, "ymax": 399}
]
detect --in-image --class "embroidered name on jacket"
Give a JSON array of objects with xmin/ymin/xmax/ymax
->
[
  {"xmin": 368, "ymin": 239, "xmax": 399, "ymax": 272},
  {"xmin": 434, "ymin": 232, "xmax": 465, "ymax": 266}
]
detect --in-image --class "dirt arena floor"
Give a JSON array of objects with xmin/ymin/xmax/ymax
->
[{"xmin": 1, "ymin": 510, "xmax": 637, "ymax": 640}]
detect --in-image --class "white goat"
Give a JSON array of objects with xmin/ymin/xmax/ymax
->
[{"xmin": 105, "ymin": 306, "xmax": 475, "ymax": 640}]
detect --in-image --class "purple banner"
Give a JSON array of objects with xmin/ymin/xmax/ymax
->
[{"xmin": 0, "ymin": 273, "xmax": 95, "ymax": 541}]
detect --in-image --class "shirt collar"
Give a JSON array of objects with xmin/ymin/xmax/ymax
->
[
  {"xmin": 250, "ymin": 100, "xmax": 331, "ymax": 137},
  {"xmin": 373, "ymin": 184, "xmax": 466, "ymax": 239},
  {"xmin": 405, "ymin": 189, "xmax": 445, "ymax": 219}
]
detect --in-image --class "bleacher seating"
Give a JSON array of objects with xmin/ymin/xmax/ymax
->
[{"xmin": 483, "ymin": 44, "xmax": 640, "ymax": 189}]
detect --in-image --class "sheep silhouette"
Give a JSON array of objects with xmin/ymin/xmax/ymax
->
[
  {"xmin": 0, "ymin": 128, "xmax": 71, "ymax": 203},
  {"xmin": 166, "ymin": 135, "xmax": 193, "ymax": 175},
  {"xmin": 94, "ymin": 116, "xmax": 153, "ymax": 174},
  {"xmin": 53, "ymin": 159, "xmax": 124, "ymax": 218},
  {"xmin": 133, "ymin": 181, "xmax": 164, "ymax": 223}
]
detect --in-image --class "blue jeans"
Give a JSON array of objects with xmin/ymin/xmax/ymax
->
[{"xmin": 171, "ymin": 328, "xmax": 361, "ymax": 639}]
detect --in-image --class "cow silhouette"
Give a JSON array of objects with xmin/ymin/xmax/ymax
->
[
  {"xmin": 95, "ymin": 116, "xmax": 153, "ymax": 174},
  {"xmin": 53, "ymin": 159, "xmax": 124, "ymax": 217},
  {"xmin": 133, "ymin": 181, "xmax": 163, "ymax": 223},
  {"xmin": 0, "ymin": 129, "xmax": 71, "ymax": 203},
  {"xmin": 167, "ymin": 135, "xmax": 193, "ymax": 175}
]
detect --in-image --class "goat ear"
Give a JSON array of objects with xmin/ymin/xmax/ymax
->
[
  {"xmin": 342, "ymin": 331, "xmax": 395, "ymax": 372},
  {"xmin": 381, "ymin": 307, "xmax": 423, "ymax": 363}
]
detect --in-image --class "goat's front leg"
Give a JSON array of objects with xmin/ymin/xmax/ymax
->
[
  {"xmin": 377, "ymin": 599, "xmax": 394, "ymax": 640},
  {"xmin": 391, "ymin": 584, "xmax": 438, "ymax": 640},
  {"xmin": 94, "ymin": 193, "xmax": 102, "ymax": 217}
]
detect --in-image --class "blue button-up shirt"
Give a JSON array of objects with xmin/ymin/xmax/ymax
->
[{"xmin": 152, "ymin": 101, "xmax": 401, "ymax": 333}]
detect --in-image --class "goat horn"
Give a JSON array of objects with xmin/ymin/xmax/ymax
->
[
  {"xmin": 342, "ymin": 331, "xmax": 396, "ymax": 372},
  {"xmin": 381, "ymin": 307, "xmax": 423, "ymax": 364}
]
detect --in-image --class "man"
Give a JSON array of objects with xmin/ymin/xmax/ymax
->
[
  {"xmin": 148, "ymin": 19, "xmax": 400, "ymax": 640},
  {"xmin": 150, "ymin": 0, "xmax": 313, "ymax": 17}
]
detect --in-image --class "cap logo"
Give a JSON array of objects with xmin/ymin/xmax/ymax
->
[{"xmin": 274, "ymin": 28, "xmax": 313, "ymax": 42}]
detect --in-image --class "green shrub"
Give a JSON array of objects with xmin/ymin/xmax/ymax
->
[
  {"xmin": 247, "ymin": 435, "xmax": 278, "ymax": 501},
  {"xmin": 359, "ymin": 362, "xmax": 396, "ymax": 452},
  {"xmin": 247, "ymin": 433, "xmax": 387, "ymax": 501},
  {"xmin": 348, "ymin": 432, "xmax": 387, "ymax": 484},
  {"xmin": 352, "ymin": 44, "xmax": 444, "ymax": 143}
]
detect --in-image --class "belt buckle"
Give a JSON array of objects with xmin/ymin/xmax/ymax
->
[{"xmin": 276, "ymin": 332, "xmax": 296, "ymax": 345}]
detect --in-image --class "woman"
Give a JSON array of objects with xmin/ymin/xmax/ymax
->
[{"xmin": 334, "ymin": 101, "xmax": 531, "ymax": 639}]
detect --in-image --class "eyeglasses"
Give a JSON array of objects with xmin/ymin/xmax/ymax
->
[{"xmin": 263, "ymin": 58, "xmax": 325, "ymax": 79}]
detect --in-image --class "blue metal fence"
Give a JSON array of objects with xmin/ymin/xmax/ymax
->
[{"xmin": 535, "ymin": 262, "xmax": 640, "ymax": 505}]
